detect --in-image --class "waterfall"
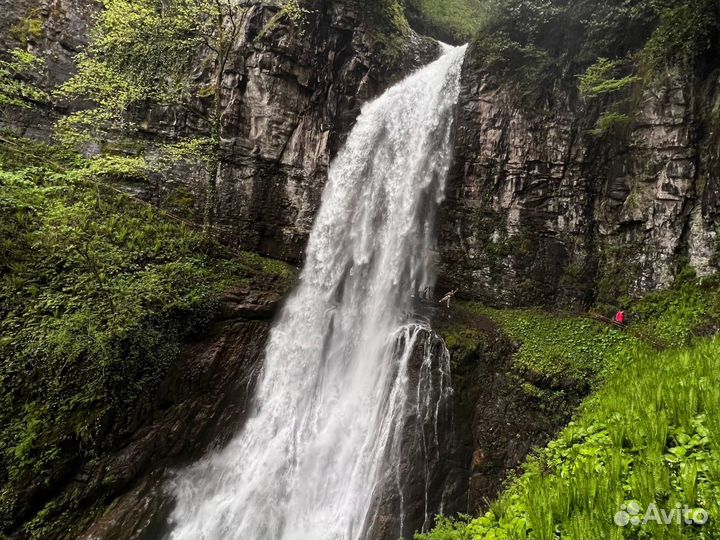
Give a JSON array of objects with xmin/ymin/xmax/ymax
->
[{"xmin": 168, "ymin": 43, "xmax": 467, "ymax": 540}]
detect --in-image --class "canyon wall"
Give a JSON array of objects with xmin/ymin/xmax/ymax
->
[
  {"xmin": 3, "ymin": 1, "xmax": 720, "ymax": 536},
  {"xmin": 437, "ymin": 44, "xmax": 720, "ymax": 307},
  {"xmin": 198, "ymin": 1, "xmax": 438, "ymax": 263}
]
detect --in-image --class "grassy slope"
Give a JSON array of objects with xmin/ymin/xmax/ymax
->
[
  {"xmin": 404, "ymin": 0, "xmax": 486, "ymax": 44},
  {"xmin": 420, "ymin": 280, "xmax": 720, "ymax": 540},
  {"xmin": 441, "ymin": 304, "xmax": 641, "ymax": 420},
  {"xmin": 0, "ymin": 138, "xmax": 293, "ymax": 535}
]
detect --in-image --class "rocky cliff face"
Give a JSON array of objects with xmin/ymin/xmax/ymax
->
[
  {"xmin": 363, "ymin": 327, "xmax": 465, "ymax": 540},
  {"xmin": 205, "ymin": 1, "xmax": 439, "ymax": 263},
  {"xmin": 438, "ymin": 44, "xmax": 720, "ymax": 307},
  {"xmin": 79, "ymin": 313, "xmax": 495, "ymax": 540},
  {"xmin": 120, "ymin": 0, "xmax": 441, "ymax": 265},
  {"xmin": 4, "ymin": 1, "xmax": 718, "ymax": 305},
  {"xmin": 0, "ymin": 0, "xmax": 96, "ymax": 137},
  {"xmin": 0, "ymin": 0, "xmax": 94, "ymax": 88},
  {"xmin": 4, "ymin": 1, "xmax": 720, "ymax": 536}
]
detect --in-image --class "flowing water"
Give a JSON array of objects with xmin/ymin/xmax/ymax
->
[{"xmin": 168, "ymin": 43, "xmax": 467, "ymax": 540}]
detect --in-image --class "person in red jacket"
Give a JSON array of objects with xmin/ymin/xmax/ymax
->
[{"xmin": 614, "ymin": 310, "xmax": 626, "ymax": 326}]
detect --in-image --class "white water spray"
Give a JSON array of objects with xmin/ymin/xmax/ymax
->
[{"xmin": 168, "ymin": 43, "xmax": 467, "ymax": 540}]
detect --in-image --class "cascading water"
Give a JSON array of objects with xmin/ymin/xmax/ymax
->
[{"xmin": 168, "ymin": 43, "xmax": 467, "ymax": 540}]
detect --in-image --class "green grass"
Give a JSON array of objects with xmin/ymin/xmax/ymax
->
[
  {"xmin": 440, "ymin": 304, "xmax": 642, "ymax": 428},
  {"xmin": 418, "ymin": 337, "xmax": 720, "ymax": 540},
  {"xmin": 630, "ymin": 274, "xmax": 720, "ymax": 349},
  {"xmin": 405, "ymin": 0, "xmax": 486, "ymax": 44},
  {"xmin": 421, "ymin": 282, "xmax": 720, "ymax": 540},
  {"xmin": 0, "ymin": 139, "xmax": 293, "ymax": 535},
  {"xmin": 473, "ymin": 305, "xmax": 639, "ymax": 384}
]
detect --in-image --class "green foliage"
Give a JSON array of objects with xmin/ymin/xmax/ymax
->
[
  {"xmin": 152, "ymin": 137, "xmax": 215, "ymax": 165},
  {"xmin": 579, "ymin": 58, "xmax": 640, "ymax": 97},
  {"xmin": 589, "ymin": 111, "xmax": 634, "ymax": 136},
  {"xmin": 442, "ymin": 327, "xmax": 487, "ymax": 367},
  {"xmin": 643, "ymin": 0, "xmax": 720, "ymax": 75},
  {"xmin": 9, "ymin": 10, "xmax": 44, "ymax": 45},
  {"xmin": 424, "ymin": 283, "xmax": 720, "ymax": 540},
  {"xmin": 404, "ymin": 0, "xmax": 486, "ymax": 44},
  {"xmin": 470, "ymin": 0, "xmax": 660, "ymax": 108},
  {"xmin": 56, "ymin": 0, "xmax": 244, "ymax": 150},
  {"xmin": 0, "ymin": 49, "xmax": 47, "ymax": 110},
  {"xmin": 0, "ymin": 142, "xmax": 292, "ymax": 535},
  {"xmin": 56, "ymin": 57, "xmax": 146, "ymax": 136},
  {"xmin": 80, "ymin": 154, "xmax": 150, "ymax": 182},
  {"xmin": 420, "ymin": 337, "xmax": 720, "ymax": 540},
  {"xmin": 416, "ymin": 514, "xmax": 477, "ymax": 539},
  {"xmin": 359, "ymin": 0, "xmax": 412, "ymax": 67},
  {"xmin": 444, "ymin": 304, "xmax": 641, "ymax": 423},
  {"xmin": 579, "ymin": 58, "xmax": 640, "ymax": 136},
  {"xmin": 471, "ymin": 306, "xmax": 637, "ymax": 384},
  {"xmin": 56, "ymin": 0, "xmax": 248, "ymax": 229},
  {"xmin": 469, "ymin": 27, "xmax": 557, "ymax": 108},
  {"xmin": 56, "ymin": 0, "xmax": 250, "ymax": 229},
  {"xmin": 468, "ymin": 0, "xmax": 719, "ymax": 111},
  {"xmin": 630, "ymin": 275, "xmax": 720, "ymax": 349},
  {"xmin": 257, "ymin": 0, "xmax": 310, "ymax": 40},
  {"xmin": 56, "ymin": 0, "xmax": 209, "ymax": 142}
]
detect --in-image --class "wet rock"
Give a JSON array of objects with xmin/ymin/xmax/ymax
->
[
  {"xmin": 438, "ymin": 44, "xmax": 719, "ymax": 307},
  {"xmin": 217, "ymin": 286, "xmax": 283, "ymax": 320},
  {"xmin": 362, "ymin": 327, "xmax": 463, "ymax": 540},
  {"xmin": 202, "ymin": 2, "xmax": 439, "ymax": 264},
  {"xmin": 432, "ymin": 310, "xmax": 591, "ymax": 515}
]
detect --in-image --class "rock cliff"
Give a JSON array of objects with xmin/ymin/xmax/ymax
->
[
  {"xmin": 438, "ymin": 43, "xmax": 720, "ymax": 307},
  {"xmin": 8, "ymin": 0, "xmax": 715, "ymax": 307},
  {"xmin": 2, "ymin": 0, "xmax": 439, "ymax": 265},
  {"xmin": 0, "ymin": 0, "xmax": 96, "ymax": 136},
  {"xmin": 3, "ymin": 0, "xmax": 720, "ymax": 537},
  {"xmin": 205, "ymin": 1, "xmax": 438, "ymax": 263}
]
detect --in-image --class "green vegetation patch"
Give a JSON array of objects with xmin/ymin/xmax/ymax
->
[
  {"xmin": 441, "ymin": 326, "xmax": 488, "ymax": 368},
  {"xmin": 467, "ymin": 0, "xmax": 719, "ymax": 111},
  {"xmin": 404, "ymin": 0, "xmax": 486, "ymax": 44},
  {"xmin": 464, "ymin": 304, "xmax": 637, "ymax": 385},
  {"xmin": 630, "ymin": 274, "xmax": 720, "ymax": 349},
  {"xmin": 441, "ymin": 304, "xmax": 641, "ymax": 424},
  {"xmin": 356, "ymin": 0, "xmax": 412, "ymax": 68},
  {"xmin": 419, "ymin": 337, "xmax": 720, "ymax": 540},
  {"xmin": 0, "ymin": 139, "xmax": 292, "ymax": 535}
]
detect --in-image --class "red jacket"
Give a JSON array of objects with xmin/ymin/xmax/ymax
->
[{"xmin": 615, "ymin": 311, "xmax": 625, "ymax": 324}]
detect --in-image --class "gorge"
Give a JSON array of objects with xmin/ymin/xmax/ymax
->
[{"xmin": 1, "ymin": 1, "xmax": 720, "ymax": 540}]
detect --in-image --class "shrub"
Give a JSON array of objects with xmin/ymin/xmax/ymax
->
[{"xmin": 642, "ymin": 0, "xmax": 720, "ymax": 75}]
